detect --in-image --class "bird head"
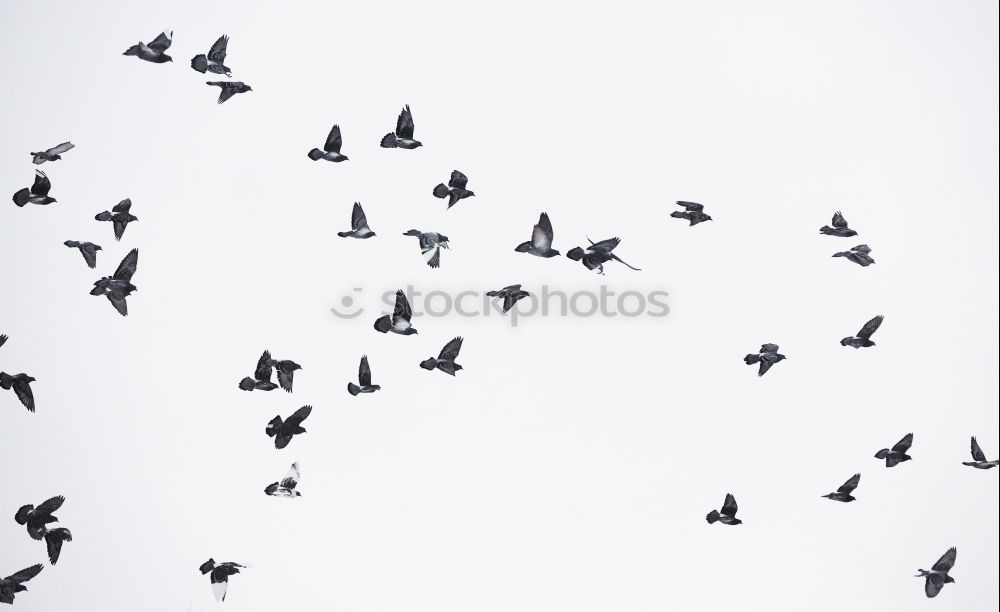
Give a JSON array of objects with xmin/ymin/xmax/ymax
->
[{"xmin": 467, "ymin": 191, "xmax": 476, "ymax": 197}]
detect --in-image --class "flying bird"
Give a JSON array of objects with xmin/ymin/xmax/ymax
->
[
  {"xmin": 832, "ymin": 244, "xmax": 875, "ymax": 267},
  {"xmin": 432, "ymin": 171, "xmax": 475, "ymax": 209},
  {"xmin": 63, "ymin": 241, "xmax": 102, "ymax": 269},
  {"xmin": 264, "ymin": 462, "xmax": 302, "ymax": 497},
  {"xmin": 337, "ymin": 202, "xmax": 375, "ymax": 238},
  {"xmin": 486, "ymin": 285, "xmax": 530, "ymax": 314},
  {"xmin": 403, "ymin": 230, "xmax": 449, "ymax": 268},
  {"xmin": 963, "ymin": 436, "xmax": 999, "ymax": 469},
  {"xmin": 207, "ymin": 81, "xmax": 252, "ymax": 104},
  {"xmin": 31, "ymin": 142, "xmax": 74, "ymax": 165},
  {"xmin": 191, "ymin": 35, "xmax": 232, "ymax": 76},
  {"xmin": 0, "ymin": 564, "xmax": 43, "ymax": 605},
  {"xmin": 122, "ymin": 30, "xmax": 173, "ymax": 63},
  {"xmin": 12, "ymin": 170, "xmax": 55, "ymax": 206},
  {"xmin": 238, "ymin": 350, "xmax": 278, "ymax": 392},
  {"xmin": 743, "ymin": 343, "xmax": 786, "ymax": 377},
  {"xmin": 0, "ymin": 372, "xmax": 35, "ymax": 412},
  {"xmin": 380, "ymin": 105, "xmax": 422, "ymax": 149},
  {"xmin": 670, "ymin": 201, "xmax": 713, "ymax": 226},
  {"xmin": 875, "ymin": 433, "xmax": 913, "ymax": 467},
  {"xmin": 14, "ymin": 496, "xmax": 72, "ymax": 564},
  {"xmin": 566, "ymin": 237, "xmax": 641, "ymax": 275},
  {"xmin": 199, "ymin": 559, "xmax": 248, "ymax": 602},
  {"xmin": 347, "ymin": 355, "xmax": 380, "ymax": 396},
  {"xmin": 90, "ymin": 248, "xmax": 138, "ymax": 316},
  {"xmin": 915, "ymin": 547, "xmax": 957, "ymax": 598},
  {"xmin": 706, "ymin": 493, "xmax": 742, "ymax": 525},
  {"xmin": 266, "ymin": 405, "xmax": 312, "ymax": 449},
  {"xmin": 420, "ymin": 336, "xmax": 464, "ymax": 376},
  {"xmin": 822, "ymin": 473, "xmax": 861, "ymax": 502},
  {"xmin": 841, "ymin": 315, "xmax": 883, "ymax": 348},
  {"xmin": 515, "ymin": 212, "xmax": 559, "ymax": 257},
  {"xmin": 94, "ymin": 199, "xmax": 138, "ymax": 241},
  {"xmin": 265, "ymin": 356, "xmax": 301, "ymax": 393},
  {"xmin": 374, "ymin": 290, "xmax": 418, "ymax": 335},
  {"xmin": 819, "ymin": 211, "xmax": 858, "ymax": 237},
  {"xmin": 308, "ymin": 124, "xmax": 348, "ymax": 162}
]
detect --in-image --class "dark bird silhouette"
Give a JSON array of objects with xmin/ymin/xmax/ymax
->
[
  {"xmin": 63, "ymin": 241, "xmax": 102, "ymax": 269},
  {"xmin": 743, "ymin": 343, "xmax": 786, "ymax": 377},
  {"xmin": 347, "ymin": 355, "xmax": 380, "ymax": 396},
  {"xmin": 239, "ymin": 350, "xmax": 279, "ymax": 392},
  {"xmin": 374, "ymin": 290, "xmax": 418, "ymax": 335},
  {"xmin": 264, "ymin": 462, "xmax": 301, "ymax": 497},
  {"xmin": 432, "ymin": 171, "xmax": 475, "ymax": 209},
  {"xmin": 94, "ymin": 199, "xmax": 137, "ymax": 241},
  {"xmin": 515, "ymin": 212, "xmax": 559, "ymax": 257},
  {"xmin": 122, "ymin": 30, "xmax": 173, "ymax": 63},
  {"xmin": 191, "ymin": 35, "xmax": 232, "ymax": 76},
  {"xmin": 0, "ymin": 564, "xmax": 43, "ymax": 605},
  {"xmin": 706, "ymin": 493, "xmax": 742, "ymax": 525},
  {"xmin": 308, "ymin": 124, "xmax": 348, "ymax": 162},
  {"xmin": 199, "ymin": 559, "xmax": 249, "ymax": 602},
  {"xmin": 566, "ymin": 237, "xmax": 641, "ymax": 275},
  {"xmin": 265, "ymin": 356, "xmax": 301, "ymax": 393},
  {"xmin": 265, "ymin": 405, "xmax": 312, "ymax": 449},
  {"xmin": 822, "ymin": 473, "xmax": 861, "ymax": 502},
  {"xmin": 90, "ymin": 248, "xmax": 138, "ymax": 316},
  {"xmin": 31, "ymin": 142, "xmax": 74, "ymax": 165},
  {"xmin": 380, "ymin": 105, "xmax": 422, "ymax": 149},
  {"xmin": 875, "ymin": 433, "xmax": 913, "ymax": 467},
  {"xmin": 832, "ymin": 244, "xmax": 875, "ymax": 267},
  {"xmin": 915, "ymin": 547, "xmax": 957, "ymax": 598},
  {"xmin": 487, "ymin": 285, "xmax": 530, "ymax": 314},
  {"xmin": 963, "ymin": 436, "xmax": 999, "ymax": 469},
  {"xmin": 0, "ymin": 335, "xmax": 5, "ymax": 349},
  {"xmin": 420, "ymin": 336, "xmax": 464, "ymax": 376},
  {"xmin": 820, "ymin": 211, "xmax": 858, "ymax": 237},
  {"xmin": 14, "ymin": 496, "xmax": 72, "ymax": 564},
  {"xmin": 207, "ymin": 81, "xmax": 252, "ymax": 104},
  {"xmin": 670, "ymin": 201, "xmax": 713, "ymax": 226},
  {"xmin": 12, "ymin": 170, "xmax": 55, "ymax": 207},
  {"xmin": 841, "ymin": 315, "xmax": 883, "ymax": 348},
  {"xmin": 337, "ymin": 202, "xmax": 375, "ymax": 238},
  {"xmin": 403, "ymin": 230, "xmax": 449, "ymax": 268},
  {"xmin": 0, "ymin": 372, "xmax": 35, "ymax": 412}
]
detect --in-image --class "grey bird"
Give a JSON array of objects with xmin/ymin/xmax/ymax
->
[
  {"xmin": 705, "ymin": 493, "xmax": 742, "ymax": 525},
  {"xmin": 199, "ymin": 559, "xmax": 249, "ymax": 602},
  {"xmin": 0, "ymin": 564, "xmax": 43, "ymax": 605},
  {"xmin": 822, "ymin": 473, "xmax": 861, "ymax": 502},
  {"xmin": 403, "ymin": 229, "xmax": 449, "ymax": 268},
  {"xmin": 743, "ymin": 343, "xmax": 786, "ymax": 377},
  {"xmin": 191, "ymin": 35, "xmax": 232, "ymax": 76},
  {"xmin": 90, "ymin": 248, "xmax": 138, "ymax": 316},
  {"xmin": 875, "ymin": 433, "xmax": 913, "ymax": 467},
  {"xmin": 566, "ymin": 237, "xmax": 641, "ymax": 275},
  {"xmin": 347, "ymin": 355, "xmax": 381, "ymax": 396},
  {"xmin": 337, "ymin": 202, "xmax": 375, "ymax": 238},
  {"xmin": 265, "ymin": 356, "xmax": 301, "ymax": 393},
  {"xmin": 832, "ymin": 244, "xmax": 875, "ymax": 267},
  {"xmin": 841, "ymin": 315, "xmax": 883, "ymax": 348},
  {"xmin": 486, "ymin": 285, "xmax": 530, "ymax": 314},
  {"xmin": 432, "ymin": 171, "xmax": 475, "ymax": 209},
  {"xmin": 308, "ymin": 124, "xmax": 348, "ymax": 162},
  {"xmin": 122, "ymin": 30, "xmax": 173, "ymax": 63},
  {"xmin": 820, "ymin": 211, "xmax": 858, "ymax": 237},
  {"xmin": 207, "ymin": 81, "xmax": 252, "ymax": 104},
  {"xmin": 63, "ymin": 241, "xmax": 102, "ymax": 269},
  {"xmin": 670, "ymin": 201, "xmax": 713, "ymax": 226},
  {"xmin": 515, "ymin": 212, "xmax": 560, "ymax": 257},
  {"xmin": 94, "ymin": 199, "xmax": 138, "ymax": 241},
  {"xmin": 239, "ymin": 350, "xmax": 279, "ymax": 392},
  {"xmin": 15, "ymin": 496, "xmax": 71, "ymax": 565},
  {"xmin": 265, "ymin": 405, "xmax": 312, "ymax": 449},
  {"xmin": 374, "ymin": 290, "xmax": 418, "ymax": 335},
  {"xmin": 264, "ymin": 462, "xmax": 302, "ymax": 497},
  {"xmin": 12, "ymin": 170, "xmax": 55, "ymax": 207},
  {"xmin": 915, "ymin": 547, "xmax": 957, "ymax": 598},
  {"xmin": 420, "ymin": 336, "xmax": 464, "ymax": 376},
  {"xmin": 0, "ymin": 372, "xmax": 35, "ymax": 412},
  {"xmin": 962, "ymin": 436, "xmax": 999, "ymax": 469},
  {"xmin": 380, "ymin": 105, "xmax": 422, "ymax": 149},
  {"xmin": 31, "ymin": 142, "xmax": 74, "ymax": 165}
]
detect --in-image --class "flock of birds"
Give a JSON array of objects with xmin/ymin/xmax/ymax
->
[{"xmin": 1, "ymin": 28, "xmax": 996, "ymax": 607}]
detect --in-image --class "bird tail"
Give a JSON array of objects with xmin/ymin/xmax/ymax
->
[
  {"xmin": 611, "ymin": 254, "xmax": 642, "ymax": 271},
  {"xmin": 238, "ymin": 377, "xmax": 257, "ymax": 391},
  {"xmin": 670, "ymin": 211, "xmax": 688, "ymax": 219},
  {"xmin": 12, "ymin": 188, "xmax": 30, "ymax": 207},
  {"xmin": 743, "ymin": 354, "xmax": 760, "ymax": 365},
  {"xmin": 337, "ymin": 231, "xmax": 355, "ymax": 238},
  {"xmin": 95, "ymin": 211, "xmax": 112, "ymax": 222},
  {"xmin": 347, "ymin": 383, "xmax": 361, "ymax": 396},
  {"xmin": 123, "ymin": 45, "xmax": 140, "ymax": 56},
  {"xmin": 307, "ymin": 148, "xmax": 325, "ymax": 161},
  {"xmin": 566, "ymin": 247, "xmax": 585, "ymax": 261},
  {"xmin": 191, "ymin": 54, "xmax": 209, "ymax": 73},
  {"xmin": 874, "ymin": 449, "xmax": 890, "ymax": 459},
  {"xmin": 832, "ymin": 252, "xmax": 846, "ymax": 258},
  {"xmin": 379, "ymin": 133, "xmax": 398, "ymax": 148},
  {"xmin": 706, "ymin": 510, "xmax": 720, "ymax": 524},
  {"xmin": 514, "ymin": 241, "xmax": 533, "ymax": 253},
  {"xmin": 14, "ymin": 504, "xmax": 33, "ymax": 525},
  {"xmin": 266, "ymin": 416, "xmax": 283, "ymax": 437},
  {"xmin": 419, "ymin": 358, "xmax": 437, "ymax": 371},
  {"xmin": 373, "ymin": 315, "xmax": 392, "ymax": 333},
  {"xmin": 64, "ymin": 240, "xmax": 80, "ymax": 248},
  {"xmin": 819, "ymin": 226, "xmax": 835, "ymax": 235},
  {"xmin": 432, "ymin": 184, "xmax": 450, "ymax": 199},
  {"xmin": 44, "ymin": 528, "xmax": 72, "ymax": 565}
]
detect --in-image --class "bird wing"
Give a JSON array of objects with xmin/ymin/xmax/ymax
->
[
  {"xmin": 853, "ymin": 244, "xmax": 872, "ymax": 254},
  {"xmin": 760, "ymin": 344, "xmax": 780, "ymax": 353},
  {"xmin": 448, "ymin": 170, "xmax": 468, "ymax": 190},
  {"xmin": 0, "ymin": 334, "xmax": 6, "ymax": 348},
  {"xmin": 4, "ymin": 564, "xmax": 43, "ymax": 584},
  {"xmin": 857, "ymin": 315, "xmax": 883, "ymax": 340},
  {"xmin": 677, "ymin": 201, "xmax": 703, "ymax": 212},
  {"xmin": 891, "ymin": 433, "xmax": 913, "ymax": 453},
  {"xmin": 925, "ymin": 573, "xmax": 944, "ymax": 598},
  {"xmin": 757, "ymin": 360, "xmax": 774, "ymax": 377},
  {"xmin": 107, "ymin": 291, "xmax": 129, "ymax": 316},
  {"xmin": 13, "ymin": 378, "xmax": 35, "ymax": 412},
  {"xmin": 147, "ymin": 31, "xmax": 172, "ymax": 52},
  {"xmin": 838, "ymin": 473, "xmax": 861, "ymax": 494},
  {"xmin": 211, "ymin": 580, "xmax": 229, "ymax": 602},
  {"xmin": 438, "ymin": 336, "xmax": 464, "ymax": 360},
  {"xmin": 35, "ymin": 495, "xmax": 65, "ymax": 516},
  {"xmin": 113, "ymin": 249, "xmax": 139, "ymax": 282},
  {"xmin": 721, "ymin": 493, "xmax": 738, "ymax": 516},
  {"xmin": 589, "ymin": 237, "xmax": 620, "ymax": 252},
  {"xmin": 80, "ymin": 245, "xmax": 99, "ymax": 269},
  {"xmin": 208, "ymin": 35, "xmax": 229, "ymax": 62},
  {"xmin": 276, "ymin": 368, "xmax": 295, "ymax": 392},
  {"xmin": 351, "ymin": 202, "xmax": 367, "ymax": 231},
  {"xmin": 214, "ymin": 84, "xmax": 236, "ymax": 104},
  {"xmin": 393, "ymin": 290, "xmax": 412, "ymax": 322},
  {"xmin": 832, "ymin": 211, "xmax": 848, "ymax": 228},
  {"xmin": 113, "ymin": 218, "xmax": 129, "ymax": 241},
  {"xmin": 45, "ymin": 142, "xmax": 74, "ymax": 156},
  {"xmin": 502, "ymin": 284, "xmax": 522, "ymax": 292},
  {"xmin": 395, "ymin": 105, "xmax": 415, "ymax": 139},
  {"xmin": 970, "ymin": 437, "xmax": 987, "ymax": 462},
  {"xmin": 112, "ymin": 198, "xmax": 132, "ymax": 214},
  {"xmin": 281, "ymin": 462, "xmax": 301, "ymax": 488},
  {"xmin": 30, "ymin": 170, "xmax": 51, "ymax": 197},
  {"xmin": 254, "ymin": 350, "xmax": 273, "ymax": 381},
  {"xmin": 931, "ymin": 547, "xmax": 957, "ymax": 573},
  {"xmin": 285, "ymin": 405, "xmax": 313, "ymax": 427},
  {"xmin": 358, "ymin": 355, "xmax": 372, "ymax": 386},
  {"xmin": 325, "ymin": 124, "xmax": 343, "ymax": 154},
  {"xmin": 532, "ymin": 214, "xmax": 553, "ymax": 250}
]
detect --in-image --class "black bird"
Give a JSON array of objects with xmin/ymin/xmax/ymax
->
[
  {"xmin": 963, "ymin": 436, "xmax": 999, "ymax": 469},
  {"xmin": 670, "ymin": 201, "xmax": 713, "ymax": 226},
  {"xmin": 743, "ymin": 343, "xmax": 786, "ymax": 377},
  {"xmin": 915, "ymin": 547, "xmax": 957, "ymax": 598},
  {"xmin": 875, "ymin": 433, "xmax": 913, "ymax": 467},
  {"xmin": 265, "ymin": 356, "xmax": 301, "ymax": 393},
  {"xmin": 486, "ymin": 285, "xmax": 530, "ymax": 314},
  {"xmin": 31, "ymin": 142, "xmax": 74, "ymax": 165},
  {"xmin": 515, "ymin": 212, "xmax": 559, "ymax": 257},
  {"xmin": 403, "ymin": 230, "xmax": 449, "ymax": 268},
  {"xmin": 264, "ymin": 462, "xmax": 301, "ymax": 497},
  {"xmin": 347, "ymin": 355, "xmax": 380, "ymax": 396},
  {"xmin": 207, "ymin": 81, "xmax": 252, "ymax": 104},
  {"xmin": 0, "ymin": 564, "xmax": 43, "ymax": 605},
  {"xmin": 14, "ymin": 497, "xmax": 72, "ymax": 564},
  {"xmin": 308, "ymin": 124, "xmax": 348, "ymax": 162},
  {"xmin": 374, "ymin": 290, "xmax": 418, "ymax": 335},
  {"xmin": 12, "ymin": 170, "xmax": 55, "ymax": 207},
  {"xmin": 819, "ymin": 211, "xmax": 858, "ymax": 237},
  {"xmin": 337, "ymin": 202, "xmax": 375, "ymax": 238},
  {"xmin": 239, "ymin": 350, "xmax": 279, "ymax": 392},
  {"xmin": 0, "ymin": 372, "xmax": 35, "ymax": 412},
  {"xmin": 705, "ymin": 493, "xmax": 742, "ymax": 525},
  {"xmin": 94, "ymin": 199, "xmax": 138, "ymax": 241},
  {"xmin": 432, "ymin": 171, "xmax": 475, "ymax": 209},
  {"xmin": 822, "ymin": 473, "xmax": 861, "ymax": 502},
  {"xmin": 90, "ymin": 248, "xmax": 138, "ymax": 316},
  {"xmin": 832, "ymin": 244, "xmax": 875, "ymax": 267},
  {"xmin": 420, "ymin": 336, "xmax": 464, "ymax": 376},
  {"xmin": 266, "ymin": 405, "xmax": 312, "ymax": 449},
  {"xmin": 123, "ymin": 30, "xmax": 173, "ymax": 63},
  {"xmin": 841, "ymin": 315, "xmax": 883, "ymax": 348},
  {"xmin": 199, "ymin": 559, "xmax": 249, "ymax": 602},
  {"xmin": 0, "ymin": 335, "xmax": 5, "ymax": 348},
  {"xmin": 566, "ymin": 237, "xmax": 641, "ymax": 275},
  {"xmin": 380, "ymin": 105, "xmax": 422, "ymax": 149},
  {"xmin": 191, "ymin": 35, "xmax": 232, "ymax": 76},
  {"xmin": 63, "ymin": 241, "xmax": 102, "ymax": 269}
]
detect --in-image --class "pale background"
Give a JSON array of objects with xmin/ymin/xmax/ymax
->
[{"xmin": 1, "ymin": 1, "xmax": 997, "ymax": 610}]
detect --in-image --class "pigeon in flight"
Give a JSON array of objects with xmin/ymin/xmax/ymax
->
[
  {"xmin": 123, "ymin": 30, "xmax": 173, "ymax": 63},
  {"xmin": 12, "ymin": 170, "xmax": 55, "ymax": 207},
  {"xmin": 380, "ymin": 105, "xmax": 422, "ymax": 149},
  {"xmin": 403, "ymin": 230, "xmax": 449, "ymax": 268},
  {"xmin": 374, "ymin": 290, "xmax": 418, "ymax": 335},
  {"xmin": 347, "ymin": 355, "xmax": 380, "ymax": 396},
  {"xmin": 841, "ymin": 315, "xmax": 883, "ymax": 348},
  {"xmin": 264, "ymin": 356, "xmax": 301, "ymax": 393},
  {"xmin": 432, "ymin": 171, "xmax": 475, "ymax": 209},
  {"xmin": 915, "ymin": 547, "xmax": 957, "ymax": 598},
  {"xmin": 670, "ymin": 201, "xmax": 713, "ymax": 226},
  {"xmin": 566, "ymin": 237, "xmax": 641, "ymax": 275},
  {"xmin": 30, "ymin": 142, "xmax": 74, "ymax": 165},
  {"xmin": 487, "ymin": 285, "xmax": 530, "ymax": 314},
  {"xmin": 94, "ymin": 199, "xmax": 138, "ymax": 241},
  {"xmin": 264, "ymin": 462, "xmax": 302, "ymax": 497},
  {"xmin": 963, "ymin": 436, "xmax": 998, "ymax": 469},
  {"xmin": 199, "ymin": 559, "xmax": 249, "ymax": 602},
  {"xmin": 191, "ymin": 35, "xmax": 232, "ymax": 76},
  {"xmin": 743, "ymin": 343, "xmax": 786, "ymax": 377},
  {"xmin": 420, "ymin": 336, "xmax": 464, "ymax": 376},
  {"xmin": 819, "ymin": 211, "xmax": 858, "ymax": 237},
  {"xmin": 63, "ymin": 241, "xmax": 102, "ymax": 269},
  {"xmin": 337, "ymin": 202, "xmax": 375, "ymax": 238},
  {"xmin": 266, "ymin": 405, "xmax": 312, "ymax": 449},
  {"xmin": 0, "ymin": 564, "xmax": 43, "ymax": 605},
  {"xmin": 0, "ymin": 372, "xmax": 35, "ymax": 412},
  {"xmin": 308, "ymin": 124, "xmax": 348, "ymax": 162},
  {"xmin": 875, "ymin": 433, "xmax": 913, "ymax": 467},
  {"xmin": 705, "ymin": 493, "xmax": 742, "ymax": 525},
  {"xmin": 832, "ymin": 244, "xmax": 875, "ymax": 267},
  {"xmin": 822, "ymin": 473, "xmax": 861, "ymax": 502},
  {"xmin": 207, "ymin": 81, "xmax": 252, "ymax": 104},
  {"xmin": 515, "ymin": 212, "xmax": 560, "ymax": 257},
  {"xmin": 238, "ymin": 350, "xmax": 279, "ymax": 392},
  {"xmin": 90, "ymin": 248, "xmax": 138, "ymax": 316},
  {"xmin": 14, "ymin": 496, "xmax": 72, "ymax": 564}
]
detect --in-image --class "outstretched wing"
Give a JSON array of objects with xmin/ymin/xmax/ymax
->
[
  {"xmin": 393, "ymin": 290, "xmax": 412, "ymax": 322},
  {"xmin": 677, "ymin": 201, "xmax": 703, "ymax": 212},
  {"xmin": 970, "ymin": 436, "xmax": 987, "ymax": 462},
  {"xmin": 532, "ymin": 213, "xmax": 554, "ymax": 250},
  {"xmin": 4, "ymin": 564, "xmax": 43, "ymax": 584},
  {"xmin": 837, "ymin": 473, "xmax": 861, "ymax": 494},
  {"xmin": 31, "ymin": 170, "xmax": 51, "ymax": 197},
  {"xmin": 891, "ymin": 433, "xmax": 913, "ymax": 453},
  {"xmin": 931, "ymin": 547, "xmax": 957, "ymax": 573},
  {"xmin": 36, "ymin": 495, "xmax": 65, "ymax": 516},
  {"xmin": 852, "ymin": 244, "xmax": 872, "ymax": 254},
  {"xmin": 325, "ymin": 124, "xmax": 343, "ymax": 153},
  {"xmin": 112, "ymin": 198, "xmax": 132, "ymax": 214},
  {"xmin": 351, "ymin": 202, "xmax": 367, "ymax": 231},
  {"xmin": 13, "ymin": 377, "xmax": 35, "ymax": 412},
  {"xmin": 358, "ymin": 355, "xmax": 372, "ymax": 386},
  {"xmin": 281, "ymin": 462, "xmax": 301, "ymax": 488},
  {"xmin": 45, "ymin": 142, "xmax": 75, "ymax": 156},
  {"xmin": 284, "ymin": 405, "xmax": 313, "ymax": 427},
  {"xmin": 924, "ymin": 573, "xmax": 944, "ymax": 598},
  {"xmin": 721, "ymin": 493, "xmax": 738, "ymax": 517},
  {"xmin": 395, "ymin": 105, "xmax": 415, "ymax": 139},
  {"xmin": 448, "ymin": 170, "xmax": 468, "ymax": 190},
  {"xmin": 255, "ymin": 350, "xmax": 273, "ymax": 381},
  {"xmin": 208, "ymin": 35, "xmax": 229, "ymax": 62},
  {"xmin": 147, "ymin": 31, "xmax": 172, "ymax": 52},
  {"xmin": 589, "ymin": 237, "xmax": 620, "ymax": 252},
  {"xmin": 831, "ymin": 211, "xmax": 848, "ymax": 228},
  {"xmin": 107, "ymin": 291, "xmax": 129, "ymax": 316},
  {"xmin": 113, "ymin": 249, "xmax": 139, "ymax": 282},
  {"xmin": 760, "ymin": 344, "xmax": 780, "ymax": 353},
  {"xmin": 857, "ymin": 315, "xmax": 883, "ymax": 340},
  {"xmin": 438, "ymin": 336, "xmax": 463, "ymax": 360}
]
